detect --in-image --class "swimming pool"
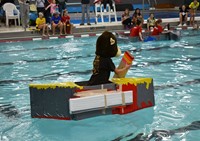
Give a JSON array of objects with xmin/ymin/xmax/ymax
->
[{"xmin": 0, "ymin": 30, "xmax": 200, "ymax": 141}]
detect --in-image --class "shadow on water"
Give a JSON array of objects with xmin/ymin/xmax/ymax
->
[
  {"xmin": 0, "ymin": 103, "xmax": 19, "ymax": 118},
  {"xmin": 112, "ymin": 121, "xmax": 200, "ymax": 141}
]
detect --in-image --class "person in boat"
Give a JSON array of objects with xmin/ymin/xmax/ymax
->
[
  {"xmin": 151, "ymin": 19, "xmax": 169, "ymax": 36},
  {"xmin": 88, "ymin": 31, "xmax": 131, "ymax": 85},
  {"xmin": 178, "ymin": 5, "xmax": 188, "ymax": 26},
  {"xmin": 147, "ymin": 13, "xmax": 156, "ymax": 31},
  {"xmin": 130, "ymin": 20, "xmax": 144, "ymax": 41},
  {"xmin": 189, "ymin": 0, "xmax": 199, "ymax": 26}
]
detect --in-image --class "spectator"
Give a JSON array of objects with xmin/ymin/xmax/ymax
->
[
  {"xmin": 80, "ymin": 0, "xmax": 91, "ymax": 26},
  {"xmin": 57, "ymin": 0, "xmax": 67, "ymax": 15},
  {"xmin": 130, "ymin": 20, "xmax": 143, "ymax": 41},
  {"xmin": 44, "ymin": 0, "xmax": 51, "ymax": 23},
  {"xmin": 51, "ymin": 11, "xmax": 63, "ymax": 35},
  {"xmin": 18, "ymin": 0, "xmax": 30, "ymax": 29},
  {"xmin": 151, "ymin": 19, "xmax": 169, "ymax": 36},
  {"xmin": 36, "ymin": 12, "xmax": 49, "ymax": 36},
  {"xmin": 45, "ymin": 0, "xmax": 58, "ymax": 16},
  {"xmin": 61, "ymin": 10, "xmax": 72, "ymax": 34},
  {"xmin": 147, "ymin": 13, "xmax": 156, "ymax": 31},
  {"xmin": 189, "ymin": 0, "xmax": 199, "ymax": 26},
  {"xmin": 102, "ymin": 0, "xmax": 113, "ymax": 12},
  {"xmin": 178, "ymin": 5, "xmax": 188, "ymax": 26},
  {"xmin": 132, "ymin": 8, "xmax": 143, "ymax": 25},
  {"xmin": 36, "ymin": 0, "xmax": 45, "ymax": 15},
  {"xmin": 122, "ymin": 8, "xmax": 132, "ymax": 29}
]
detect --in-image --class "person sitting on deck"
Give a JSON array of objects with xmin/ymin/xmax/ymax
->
[
  {"xmin": 189, "ymin": 0, "xmax": 199, "ymax": 26},
  {"xmin": 36, "ymin": 12, "xmax": 49, "ymax": 36},
  {"xmin": 151, "ymin": 19, "xmax": 169, "ymax": 36},
  {"xmin": 122, "ymin": 8, "xmax": 132, "ymax": 29},
  {"xmin": 130, "ymin": 20, "xmax": 144, "ymax": 41},
  {"xmin": 51, "ymin": 11, "xmax": 63, "ymax": 35},
  {"xmin": 61, "ymin": 10, "xmax": 72, "ymax": 35},
  {"xmin": 132, "ymin": 8, "xmax": 143, "ymax": 26},
  {"xmin": 178, "ymin": 5, "xmax": 188, "ymax": 26},
  {"xmin": 147, "ymin": 13, "xmax": 156, "ymax": 31}
]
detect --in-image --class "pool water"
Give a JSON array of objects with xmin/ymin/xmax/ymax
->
[{"xmin": 0, "ymin": 30, "xmax": 200, "ymax": 141}]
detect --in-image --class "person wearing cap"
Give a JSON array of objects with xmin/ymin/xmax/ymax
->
[
  {"xmin": 51, "ymin": 11, "xmax": 63, "ymax": 35},
  {"xmin": 36, "ymin": 12, "xmax": 49, "ymax": 36}
]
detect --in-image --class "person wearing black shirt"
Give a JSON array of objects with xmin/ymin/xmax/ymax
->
[
  {"xmin": 88, "ymin": 31, "xmax": 131, "ymax": 86},
  {"xmin": 178, "ymin": 5, "xmax": 188, "ymax": 26}
]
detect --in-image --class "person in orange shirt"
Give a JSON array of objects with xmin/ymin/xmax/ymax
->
[
  {"xmin": 151, "ymin": 19, "xmax": 169, "ymax": 36},
  {"xmin": 130, "ymin": 20, "xmax": 143, "ymax": 41}
]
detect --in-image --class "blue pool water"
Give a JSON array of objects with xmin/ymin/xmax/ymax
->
[{"xmin": 0, "ymin": 30, "xmax": 200, "ymax": 141}]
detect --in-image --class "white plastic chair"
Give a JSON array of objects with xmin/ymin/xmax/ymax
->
[
  {"xmin": 94, "ymin": 1, "xmax": 102, "ymax": 24},
  {"xmin": 3, "ymin": 3, "xmax": 20, "ymax": 27},
  {"xmin": 95, "ymin": 0, "xmax": 117, "ymax": 24}
]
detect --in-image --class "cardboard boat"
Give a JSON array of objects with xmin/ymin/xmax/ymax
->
[
  {"xmin": 29, "ymin": 51, "xmax": 154, "ymax": 120},
  {"xmin": 116, "ymin": 30, "xmax": 180, "ymax": 42},
  {"xmin": 29, "ymin": 78, "xmax": 154, "ymax": 120}
]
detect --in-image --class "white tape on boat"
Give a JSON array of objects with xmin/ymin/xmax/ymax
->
[{"xmin": 69, "ymin": 90, "xmax": 133, "ymax": 114}]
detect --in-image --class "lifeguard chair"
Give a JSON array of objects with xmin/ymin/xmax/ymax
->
[{"xmin": 94, "ymin": 0, "xmax": 117, "ymax": 24}]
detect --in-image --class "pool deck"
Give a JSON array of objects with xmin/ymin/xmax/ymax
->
[{"xmin": 0, "ymin": 9, "xmax": 200, "ymax": 42}]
